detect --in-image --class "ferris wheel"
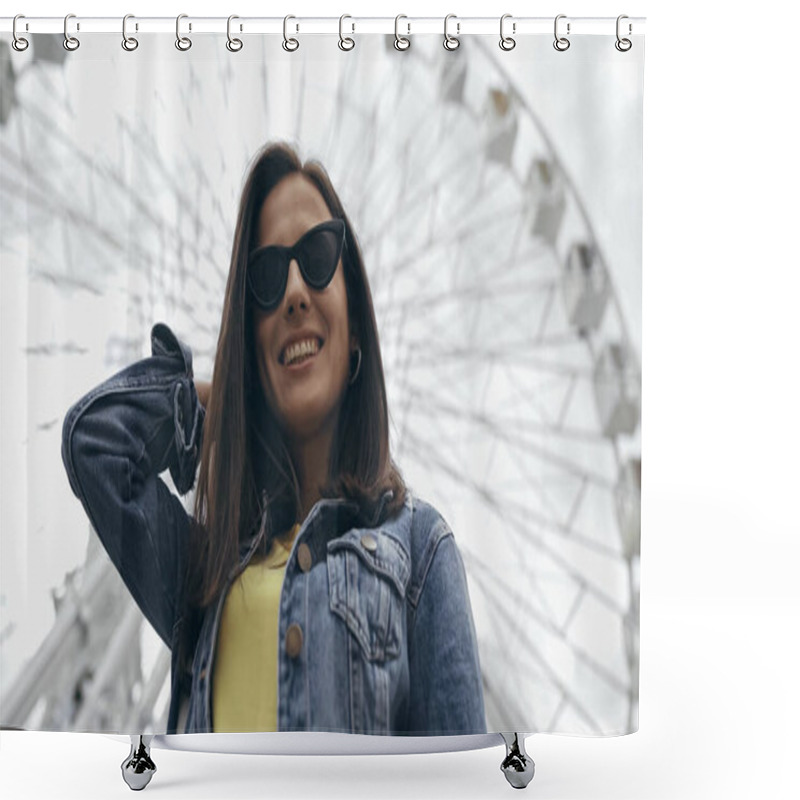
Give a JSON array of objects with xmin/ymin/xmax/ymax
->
[{"xmin": 0, "ymin": 32, "xmax": 640, "ymax": 736}]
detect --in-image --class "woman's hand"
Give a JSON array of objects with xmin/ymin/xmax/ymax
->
[{"xmin": 194, "ymin": 379, "xmax": 212, "ymax": 410}]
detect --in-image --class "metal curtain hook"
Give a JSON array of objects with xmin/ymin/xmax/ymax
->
[
  {"xmin": 615, "ymin": 15, "xmax": 632, "ymax": 51},
  {"xmin": 443, "ymin": 14, "xmax": 460, "ymax": 51},
  {"xmin": 283, "ymin": 15, "xmax": 299, "ymax": 51},
  {"xmin": 227, "ymin": 15, "xmax": 243, "ymax": 51},
  {"xmin": 339, "ymin": 14, "xmax": 355, "ymax": 51},
  {"xmin": 63, "ymin": 13, "xmax": 80, "ymax": 51},
  {"xmin": 176, "ymin": 14, "xmax": 192, "ymax": 50},
  {"xmin": 122, "ymin": 14, "xmax": 139, "ymax": 51},
  {"xmin": 394, "ymin": 15, "xmax": 410, "ymax": 51},
  {"xmin": 554, "ymin": 14, "xmax": 571, "ymax": 51},
  {"xmin": 12, "ymin": 14, "xmax": 29, "ymax": 51},
  {"xmin": 499, "ymin": 14, "xmax": 516, "ymax": 51}
]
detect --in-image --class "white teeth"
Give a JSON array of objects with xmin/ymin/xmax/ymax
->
[{"xmin": 284, "ymin": 338, "xmax": 320, "ymax": 365}]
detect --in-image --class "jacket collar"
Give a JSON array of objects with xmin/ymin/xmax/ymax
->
[
  {"xmin": 238, "ymin": 486, "xmax": 410, "ymax": 561},
  {"xmin": 373, "ymin": 487, "xmax": 413, "ymax": 543}
]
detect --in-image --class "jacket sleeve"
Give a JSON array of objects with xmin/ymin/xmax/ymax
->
[
  {"xmin": 60, "ymin": 322, "xmax": 205, "ymax": 649},
  {"xmin": 405, "ymin": 528, "xmax": 487, "ymax": 735}
]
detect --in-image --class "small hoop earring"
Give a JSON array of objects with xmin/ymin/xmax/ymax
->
[{"xmin": 349, "ymin": 347, "xmax": 362, "ymax": 385}]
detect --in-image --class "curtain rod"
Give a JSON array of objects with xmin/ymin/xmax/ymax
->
[{"xmin": 1, "ymin": 16, "xmax": 646, "ymax": 36}]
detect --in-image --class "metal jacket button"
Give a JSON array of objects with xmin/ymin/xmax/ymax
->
[
  {"xmin": 361, "ymin": 533, "xmax": 378, "ymax": 552},
  {"xmin": 286, "ymin": 623, "xmax": 303, "ymax": 658},
  {"xmin": 297, "ymin": 542, "xmax": 312, "ymax": 572}
]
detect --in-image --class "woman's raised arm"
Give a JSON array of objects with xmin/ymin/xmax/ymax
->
[{"xmin": 60, "ymin": 323, "xmax": 206, "ymax": 648}]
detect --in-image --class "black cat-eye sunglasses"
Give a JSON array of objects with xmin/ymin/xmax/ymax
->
[{"xmin": 246, "ymin": 219, "xmax": 346, "ymax": 312}]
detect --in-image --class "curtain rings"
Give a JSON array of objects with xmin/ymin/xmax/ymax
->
[
  {"xmin": 554, "ymin": 14, "xmax": 571, "ymax": 51},
  {"xmin": 63, "ymin": 13, "xmax": 80, "ymax": 51},
  {"xmin": 283, "ymin": 15, "xmax": 299, "ymax": 51},
  {"xmin": 338, "ymin": 15, "xmax": 355, "ymax": 51},
  {"xmin": 176, "ymin": 14, "xmax": 192, "ymax": 50},
  {"xmin": 12, "ymin": 15, "xmax": 29, "ymax": 52},
  {"xmin": 122, "ymin": 14, "xmax": 139, "ymax": 51},
  {"xmin": 394, "ymin": 15, "xmax": 410, "ymax": 51},
  {"xmin": 615, "ymin": 15, "xmax": 632, "ymax": 51},
  {"xmin": 227, "ymin": 15, "xmax": 243, "ymax": 52},
  {"xmin": 443, "ymin": 14, "xmax": 460, "ymax": 51},
  {"xmin": 499, "ymin": 14, "xmax": 515, "ymax": 51},
  {"xmin": 13, "ymin": 14, "xmax": 636, "ymax": 58}
]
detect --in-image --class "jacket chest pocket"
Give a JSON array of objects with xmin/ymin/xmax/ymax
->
[{"xmin": 327, "ymin": 531, "xmax": 410, "ymax": 662}]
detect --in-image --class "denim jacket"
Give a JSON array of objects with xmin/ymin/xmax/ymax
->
[{"xmin": 61, "ymin": 322, "xmax": 487, "ymax": 736}]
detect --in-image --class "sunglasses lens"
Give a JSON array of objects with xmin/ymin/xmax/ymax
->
[
  {"xmin": 248, "ymin": 251, "xmax": 286, "ymax": 310},
  {"xmin": 247, "ymin": 221, "xmax": 344, "ymax": 310},
  {"xmin": 297, "ymin": 227, "xmax": 342, "ymax": 288}
]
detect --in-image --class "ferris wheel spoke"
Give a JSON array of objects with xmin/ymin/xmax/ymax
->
[
  {"xmin": 399, "ymin": 375, "xmax": 616, "ymax": 455},
  {"xmin": 368, "ymin": 198, "xmax": 540, "ymax": 283},
  {"xmin": 400, "ymin": 427, "xmax": 623, "ymax": 569},
  {"xmin": 468, "ymin": 567, "xmax": 608, "ymax": 733},
  {"xmin": 466, "ymin": 553, "xmax": 630, "ymax": 698},
  {"xmin": 10, "ymin": 100, "xmax": 230, "ymax": 290},
  {"xmin": 360, "ymin": 153, "xmax": 518, "ymax": 258},
  {"xmin": 360, "ymin": 134, "xmax": 498, "ymax": 241}
]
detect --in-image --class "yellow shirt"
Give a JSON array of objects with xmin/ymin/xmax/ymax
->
[{"xmin": 212, "ymin": 522, "xmax": 301, "ymax": 732}]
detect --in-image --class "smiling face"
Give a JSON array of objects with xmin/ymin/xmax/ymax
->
[{"xmin": 251, "ymin": 172, "xmax": 356, "ymax": 444}]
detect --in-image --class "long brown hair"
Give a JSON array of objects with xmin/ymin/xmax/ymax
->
[{"xmin": 176, "ymin": 141, "xmax": 406, "ymax": 683}]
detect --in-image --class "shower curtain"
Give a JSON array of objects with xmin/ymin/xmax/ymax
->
[{"xmin": 0, "ymin": 22, "xmax": 644, "ymax": 738}]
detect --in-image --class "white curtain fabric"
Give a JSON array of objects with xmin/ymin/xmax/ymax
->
[{"xmin": 0, "ymin": 30, "xmax": 643, "ymax": 735}]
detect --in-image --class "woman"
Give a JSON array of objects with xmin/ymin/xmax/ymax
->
[{"xmin": 61, "ymin": 141, "xmax": 486, "ymax": 736}]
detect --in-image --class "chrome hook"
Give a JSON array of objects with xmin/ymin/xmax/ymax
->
[
  {"xmin": 339, "ymin": 14, "xmax": 355, "ymax": 51},
  {"xmin": 227, "ymin": 15, "xmax": 243, "ymax": 52},
  {"xmin": 283, "ymin": 15, "xmax": 299, "ymax": 52},
  {"xmin": 615, "ymin": 15, "xmax": 632, "ymax": 51},
  {"xmin": 122, "ymin": 14, "xmax": 139, "ymax": 51},
  {"xmin": 499, "ymin": 14, "xmax": 516, "ymax": 51},
  {"xmin": 554, "ymin": 14, "xmax": 571, "ymax": 51},
  {"xmin": 394, "ymin": 15, "xmax": 410, "ymax": 51},
  {"xmin": 12, "ymin": 14, "xmax": 29, "ymax": 51},
  {"xmin": 63, "ymin": 13, "xmax": 80, "ymax": 51},
  {"xmin": 176, "ymin": 14, "xmax": 192, "ymax": 50},
  {"xmin": 444, "ymin": 14, "xmax": 460, "ymax": 51}
]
